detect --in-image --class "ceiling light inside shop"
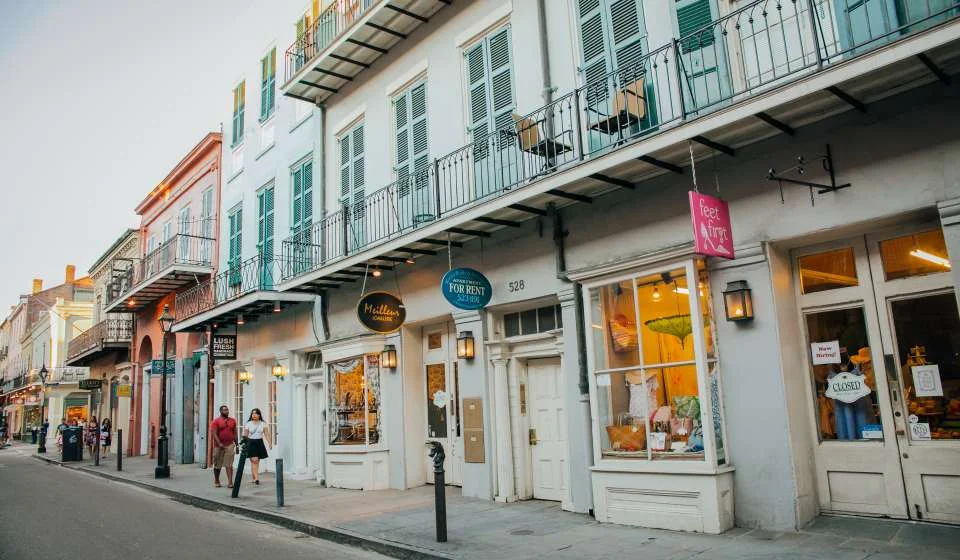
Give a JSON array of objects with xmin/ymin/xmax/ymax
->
[
  {"xmin": 910, "ymin": 249, "xmax": 951, "ymax": 269},
  {"xmin": 651, "ymin": 287, "xmax": 662, "ymax": 302}
]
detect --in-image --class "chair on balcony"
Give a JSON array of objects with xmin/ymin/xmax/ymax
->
[
  {"xmin": 511, "ymin": 113, "xmax": 573, "ymax": 179},
  {"xmin": 588, "ymin": 75, "xmax": 647, "ymax": 138}
]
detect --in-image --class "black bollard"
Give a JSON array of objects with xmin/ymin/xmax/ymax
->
[
  {"xmin": 231, "ymin": 441, "xmax": 247, "ymax": 499},
  {"xmin": 117, "ymin": 429, "xmax": 123, "ymax": 471},
  {"xmin": 275, "ymin": 458, "xmax": 284, "ymax": 507},
  {"xmin": 427, "ymin": 441, "xmax": 447, "ymax": 543}
]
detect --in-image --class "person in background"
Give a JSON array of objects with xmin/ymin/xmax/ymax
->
[
  {"xmin": 85, "ymin": 416, "xmax": 98, "ymax": 457},
  {"xmin": 100, "ymin": 418, "xmax": 112, "ymax": 457},
  {"xmin": 55, "ymin": 417, "xmax": 68, "ymax": 451},
  {"xmin": 209, "ymin": 405, "xmax": 237, "ymax": 488},
  {"xmin": 242, "ymin": 408, "xmax": 271, "ymax": 485}
]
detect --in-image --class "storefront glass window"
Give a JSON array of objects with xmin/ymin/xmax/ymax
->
[
  {"xmin": 805, "ymin": 307, "xmax": 881, "ymax": 442},
  {"xmin": 798, "ymin": 248, "xmax": 858, "ymax": 294},
  {"xmin": 328, "ymin": 355, "xmax": 381, "ymax": 446},
  {"xmin": 890, "ymin": 293, "xmax": 960, "ymax": 441},
  {"xmin": 268, "ymin": 380, "xmax": 278, "ymax": 444},
  {"xmin": 589, "ymin": 260, "xmax": 720, "ymax": 462},
  {"xmin": 426, "ymin": 364, "xmax": 447, "ymax": 438},
  {"xmin": 880, "ymin": 229, "xmax": 952, "ymax": 281}
]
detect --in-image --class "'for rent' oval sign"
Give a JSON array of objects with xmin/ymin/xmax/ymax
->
[{"xmin": 441, "ymin": 268, "xmax": 492, "ymax": 310}]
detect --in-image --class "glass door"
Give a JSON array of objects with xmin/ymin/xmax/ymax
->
[
  {"xmin": 796, "ymin": 238, "xmax": 908, "ymax": 518},
  {"xmin": 867, "ymin": 226, "xmax": 960, "ymax": 523},
  {"xmin": 423, "ymin": 323, "xmax": 463, "ymax": 486}
]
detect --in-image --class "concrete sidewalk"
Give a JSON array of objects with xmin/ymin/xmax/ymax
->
[{"xmin": 30, "ymin": 449, "xmax": 960, "ymax": 560}]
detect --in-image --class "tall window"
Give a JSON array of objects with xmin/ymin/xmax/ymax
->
[
  {"xmin": 328, "ymin": 355, "xmax": 381, "ymax": 446},
  {"xmin": 465, "ymin": 27, "xmax": 516, "ymax": 197},
  {"xmin": 256, "ymin": 185, "xmax": 275, "ymax": 288},
  {"xmin": 233, "ymin": 370, "xmax": 246, "ymax": 442},
  {"xmin": 587, "ymin": 259, "xmax": 724, "ymax": 463},
  {"xmin": 178, "ymin": 206, "xmax": 191, "ymax": 262},
  {"xmin": 268, "ymin": 380, "xmax": 278, "ymax": 445},
  {"xmin": 228, "ymin": 206, "xmax": 243, "ymax": 286},
  {"xmin": 260, "ymin": 48, "xmax": 276, "ymax": 121},
  {"xmin": 200, "ymin": 187, "xmax": 214, "ymax": 264},
  {"xmin": 232, "ymin": 81, "xmax": 246, "ymax": 146},
  {"xmin": 393, "ymin": 82, "xmax": 431, "ymax": 227},
  {"xmin": 338, "ymin": 123, "xmax": 365, "ymax": 249},
  {"xmin": 291, "ymin": 159, "xmax": 314, "ymax": 273},
  {"xmin": 577, "ymin": 0, "xmax": 647, "ymax": 85}
]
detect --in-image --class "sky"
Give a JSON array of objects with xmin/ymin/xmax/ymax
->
[{"xmin": 0, "ymin": 0, "xmax": 254, "ymax": 308}]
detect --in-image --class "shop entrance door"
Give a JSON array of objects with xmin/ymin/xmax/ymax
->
[
  {"xmin": 527, "ymin": 357, "xmax": 567, "ymax": 502},
  {"xmin": 424, "ymin": 323, "xmax": 463, "ymax": 486},
  {"xmin": 797, "ymin": 225, "xmax": 960, "ymax": 522}
]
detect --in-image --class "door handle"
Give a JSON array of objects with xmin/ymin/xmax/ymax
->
[{"xmin": 529, "ymin": 428, "xmax": 537, "ymax": 445}]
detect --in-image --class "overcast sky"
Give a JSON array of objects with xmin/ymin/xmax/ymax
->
[{"xmin": 0, "ymin": 0, "xmax": 253, "ymax": 307}]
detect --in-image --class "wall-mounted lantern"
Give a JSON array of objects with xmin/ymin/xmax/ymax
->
[
  {"xmin": 381, "ymin": 345, "xmax": 398, "ymax": 370},
  {"xmin": 722, "ymin": 280, "xmax": 754, "ymax": 322},
  {"xmin": 271, "ymin": 360, "xmax": 286, "ymax": 380},
  {"xmin": 456, "ymin": 331, "xmax": 475, "ymax": 360},
  {"xmin": 238, "ymin": 370, "xmax": 253, "ymax": 384}
]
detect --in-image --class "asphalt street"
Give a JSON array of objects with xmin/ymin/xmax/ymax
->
[{"xmin": 0, "ymin": 446, "xmax": 387, "ymax": 560}]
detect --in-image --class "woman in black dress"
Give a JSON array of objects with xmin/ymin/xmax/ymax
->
[{"xmin": 242, "ymin": 408, "xmax": 271, "ymax": 485}]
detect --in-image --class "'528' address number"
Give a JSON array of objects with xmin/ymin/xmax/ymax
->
[{"xmin": 507, "ymin": 280, "xmax": 525, "ymax": 293}]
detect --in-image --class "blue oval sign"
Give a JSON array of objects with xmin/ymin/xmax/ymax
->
[{"xmin": 441, "ymin": 268, "xmax": 492, "ymax": 310}]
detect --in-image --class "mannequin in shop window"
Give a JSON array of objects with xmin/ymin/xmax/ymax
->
[{"xmin": 826, "ymin": 346, "xmax": 877, "ymax": 440}]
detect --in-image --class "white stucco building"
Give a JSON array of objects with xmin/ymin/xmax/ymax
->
[{"xmin": 177, "ymin": 0, "xmax": 960, "ymax": 533}]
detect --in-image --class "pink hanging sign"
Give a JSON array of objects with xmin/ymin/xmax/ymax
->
[{"xmin": 689, "ymin": 191, "xmax": 734, "ymax": 259}]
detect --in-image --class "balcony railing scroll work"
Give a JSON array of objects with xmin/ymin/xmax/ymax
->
[
  {"xmin": 66, "ymin": 316, "xmax": 134, "ymax": 363},
  {"xmin": 176, "ymin": 253, "xmax": 288, "ymax": 322},
  {"xmin": 285, "ymin": 0, "xmax": 377, "ymax": 83},
  {"xmin": 105, "ymin": 221, "xmax": 216, "ymax": 308},
  {"xmin": 280, "ymin": 0, "xmax": 960, "ymax": 283}
]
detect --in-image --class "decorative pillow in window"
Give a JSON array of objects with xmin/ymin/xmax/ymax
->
[{"xmin": 674, "ymin": 395, "xmax": 700, "ymax": 420}]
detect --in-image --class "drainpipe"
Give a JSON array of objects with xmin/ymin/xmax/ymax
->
[
  {"xmin": 315, "ymin": 103, "xmax": 329, "ymax": 341},
  {"xmin": 536, "ymin": 0, "xmax": 553, "ymax": 106},
  {"xmin": 548, "ymin": 204, "xmax": 588, "ymax": 396}
]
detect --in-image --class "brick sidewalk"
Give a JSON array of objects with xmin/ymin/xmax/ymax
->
[{"xmin": 30, "ymin": 449, "xmax": 960, "ymax": 560}]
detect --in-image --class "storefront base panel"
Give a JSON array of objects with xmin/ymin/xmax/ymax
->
[
  {"xmin": 326, "ymin": 449, "xmax": 390, "ymax": 490},
  {"xmin": 591, "ymin": 469, "xmax": 734, "ymax": 534}
]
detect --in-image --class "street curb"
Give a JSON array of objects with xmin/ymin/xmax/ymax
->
[{"xmin": 31, "ymin": 454, "xmax": 451, "ymax": 560}]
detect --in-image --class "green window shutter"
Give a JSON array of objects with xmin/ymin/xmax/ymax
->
[
  {"xmin": 577, "ymin": 0, "xmax": 646, "ymax": 81},
  {"xmin": 201, "ymin": 189, "xmax": 214, "ymax": 237},
  {"xmin": 351, "ymin": 124, "xmax": 365, "ymax": 220},
  {"xmin": 609, "ymin": 0, "xmax": 646, "ymax": 68},
  {"xmin": 394, "ymin": 92, "xmax": 410, "ymax": 196},
  {"xmin": 578, "ymin": 0, "xmax": 609, "ymax": 89},
  {"xmin": 339, "ymin": 133, "xmax": 351, "ymax": 201},
  {"xmin": 676, "ymin": 0, "xmax": 714, "ymax": 54},
  {"xmin": 466, "ymin": 43, "xmax": 489, "ymax": 149},
  {"xmin": 261, "ymin": 49, "xmax": 276, "ymax": 119},
  {"xmin": 487, "ymin": 28, "xmax": 515, "ymax": 135},
  {"xmin": 291, "ymin": 166, "xmax": 303, "ymax": 231},
  {"xmin": 258, "ymin": 187, "xmax": 274, "ymax": 258},
  {"xmin": 302, "ymin": 161, "xmax": 313, "ymax": 226},
  {"xmin": 410, "ymin": 83, "xmax": 429, "ymax": 191}
]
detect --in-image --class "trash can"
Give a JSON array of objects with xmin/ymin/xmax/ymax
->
[{"xmin": 61, "ymin": 427, "xmax": 83, "ymax": 462}]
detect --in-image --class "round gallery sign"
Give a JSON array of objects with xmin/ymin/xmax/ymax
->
[
  {"xmin": 357, "ymin": 291, "xmax": 406, "ymax": 333},
  {"xmin": 441, "ymin": 268, "xmax": 492, "ymax": 310}
]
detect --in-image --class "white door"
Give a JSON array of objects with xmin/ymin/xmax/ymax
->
[
  {"xmin": 423, "ymin": 324, "xmax": 463, "ymax": 486},
  {"xmin": 527, "ymin": 357, "xmax": 567, "ymax": 502},
  {"xmin": 797, "ymin": 224, "xmax": 960, "ymax": 522}
]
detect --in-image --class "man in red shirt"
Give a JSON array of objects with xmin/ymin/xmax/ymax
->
[{"xmin": 209, "ymin": 405, "xmax": 237, "ymax": 488}]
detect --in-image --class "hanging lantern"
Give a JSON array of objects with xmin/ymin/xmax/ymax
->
[
  {"xmin": 457, "ymin": 331, "xmax": 475, "ymax": 360},
  {"xmin": 722, "ymin": 280, "xmax": 754, "ymax": 322},
  {"xmin": 238, "ymin": 370, "xmax": 253, "ymax": 384},
  {"xmin": 271, "ymin": 360, "xmax": 286, "ymax": 380},
  {"xmin": 381, "ymin": 345, "xmax": 398, "ymax": 370}
]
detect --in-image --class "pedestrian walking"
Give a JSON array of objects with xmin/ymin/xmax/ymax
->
[
  {"xmin": 100, "ymin": 418, "xmax": 112, "ymax": 457},
  {"xmin": 242, "ymin": 408, "xmax": 271, "ymax": 485},
  {"xmin": 209, "ymin": 405, "xmax": 237, "ymax": 488},
  {"xmin": 85, "ymin": 416, "xmax": 98, "ymax": 457},
  {"xmin": 55, "ymin": 418, "xmax": 68, "ymax": 450}
]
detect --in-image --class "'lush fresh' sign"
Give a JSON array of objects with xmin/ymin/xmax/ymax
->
[{"xmin": 441, "ymin": 268, "xmax": 492, "ymax": 310}]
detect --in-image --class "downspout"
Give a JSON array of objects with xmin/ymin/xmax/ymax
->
[
  {"xmin": 549, "ymin": 204, "xmax": 588, "ymax": 396},
  {"xmin": 316, "ymin": 103, "xmax": 329, "ymax": 341},
  {"xmin": 537, "ymin": 0, "xmax": 553, "ymax": 106}
]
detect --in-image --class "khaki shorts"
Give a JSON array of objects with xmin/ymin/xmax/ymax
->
[{"xmin": 212, "ymin": 444, "xmax": 236, "ymax": 468}]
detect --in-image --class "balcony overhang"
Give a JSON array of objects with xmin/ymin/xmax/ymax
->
[
  {"xmin": 282, "ymin": 0, "xmax": 451, "ymax": 105},
  {"xmin": 281, "ymin": 24, "xmax": 960, "ymax": 293},
  {"xmin": 64, "ymin": 342, "xmax": 130, "ymax": 367},
  {"xmin": 104, "ymin": 263, "xmax": 213, "ymax": 314},
  {"xmin": 172, "ymin": 291, "xmax": 317, "ymax": 333}
]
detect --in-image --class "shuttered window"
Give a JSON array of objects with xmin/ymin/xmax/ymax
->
[
  {"xmin": 577, "ymin": 0, "xmax": 647, "ymax": 85},
  {"xmin": 676, "ymin": 0, "xmax": 715, "ymax": 53},
  {"xmin": 290, "ymin": 159, "xmax": 314, "ymax": 272},
  {"xmin": 339, "ymin": 123, "xmax": 365, "ymax": 246},
  {"xmin": 200, "ymin": 188, "xmax": 214, "ymax": 264},
  {"xmin": 257, "ymin": 186, "xmax": 275, "ymax": 288},
  {"xmin": 228, "ymin": 207, "xmax": 243, "ymax": 286},
  {"xmin": 393, "ymin": 82, "xmax": 429, "ymax": 196},
  {"xmin": 260, "ymin": 48, "xmax": 276, "ymax": 120},
  {"xmin": 232, "ymin": 82, "xmax": 246, "ymax": 146},
  {"xmin": 465, "ymin": 27, "xmax": 515, "ymax": 149}
]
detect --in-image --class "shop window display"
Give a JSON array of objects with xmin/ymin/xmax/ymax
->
[
  {"xmin": 805, "ymin": 307, "xmax": 880, "ymax": 441},
  {"xmin": 798, "ymin": 247, "xmax": 858, "ymax": 294},
  {"xmin": 880, "ymin": 229, "xmax": 951, "ymax": 281},
  {"xmin": 588, "ymin": 261, "xmax": 724, "ymax": 461},
  {"xmin": 328, "ymin": 355, "xmax": 381, "ymax": 446}
]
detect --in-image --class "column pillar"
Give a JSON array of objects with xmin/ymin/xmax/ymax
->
[
  {"xmin": 558, "ymin": 286, "xmax": 593, "ymax": 513},
  {"xmin": 507, "ymin": 355, "xmax": 528, "ymax": 499},
  {"xmin": 491, "ymin": 353, "xmax": 515, "ymax": 502},
  {"xmin": 452, "ymin": 310, "xmax": 494, "ymax": 500}
]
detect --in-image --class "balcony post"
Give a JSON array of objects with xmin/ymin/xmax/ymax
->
[
  {"xmin": 673, "ymin": 39, "xmax": 688, "ymax": 119},
  {"xmin": 433, "ymin": 159, "xmax": 442, "ymax": 220},
  {"xmin": 342, "ymin": 204, "xmax": 351, "ymax": 256},
  {"xmin": 806, "ymin": 0, "xmax": 824, "ymax": 69},
  {"xmin": 572, "ymin": 90, "xmax": 584, "ymax": 162}
]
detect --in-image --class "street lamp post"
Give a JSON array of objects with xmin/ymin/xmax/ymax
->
[
  {"xmin": 155, "ymin": 304, "xmax": 175, "ymax": 479},
  {"xmin": 37, "ymin": 363, "xmax": 48, "ymax": 454}
]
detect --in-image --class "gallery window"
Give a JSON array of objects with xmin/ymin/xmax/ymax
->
[
  {"xmin": 328, "ymin": 355, "xmax": 381, "ymax": 446},
  {"xmin": 586, "ymin": 259, "xmax": 725, "ymax": 463}
]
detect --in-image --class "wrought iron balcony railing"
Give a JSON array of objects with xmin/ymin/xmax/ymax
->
[
  {"xmin": 66, "ymin": 316, "xmax": 134, "ymax": 362},
  {"xmin": 46, "ymin": 366, "xmax": 91, "ymax": 384},
  {"xmin": 280, "ymin": 0, "xmax": 960, "ymax": 282},
  {"xmin": 175, "ymin": 253, "xmax": 286, "ymax": 322},
  {"xmin": 105, "ymin": 229, "xmax": 216, "ymax": 308},
  {"xmin": 284, "ymin": 0, "xmax": 377, "ymax": 84}
]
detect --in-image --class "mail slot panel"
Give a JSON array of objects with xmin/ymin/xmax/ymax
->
[
  {"xmin": 464, "ymin": 428, "xmax": 485, "ymax": 463},
  {"xmin": 463, "ymin": 397, "xmax": 483, "ymax": 430}
]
